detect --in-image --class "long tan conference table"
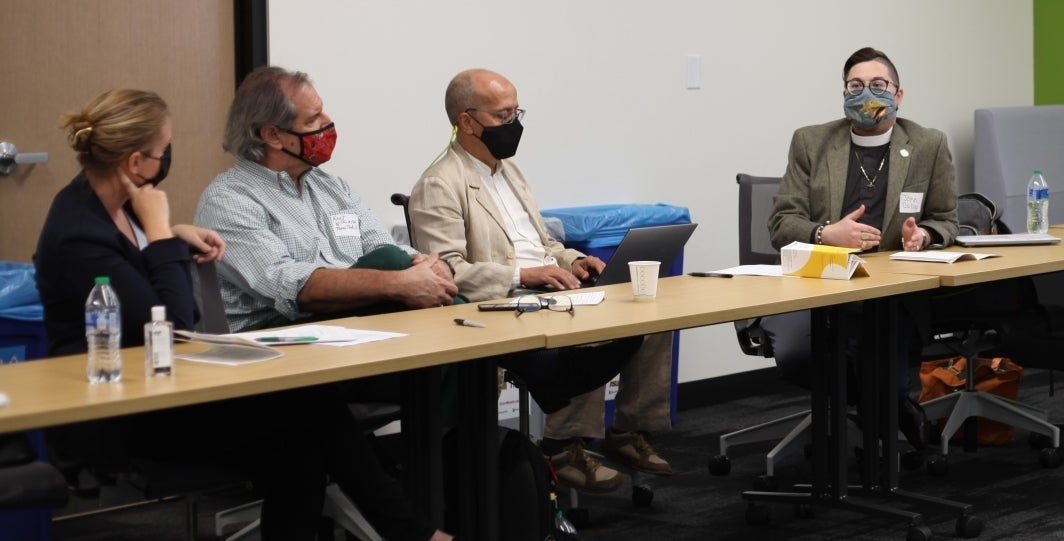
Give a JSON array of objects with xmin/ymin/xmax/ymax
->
[
  {"xmin": 12, "ymin": 231, "xmax": 1064, "ymax": 540},
  {"xmin": 0, "ymin": 270, "xmax": 950, "ymax": 540},
  {"xmin": 7, "ymin": 234, "xmax": 1063, "ymax": 539}
]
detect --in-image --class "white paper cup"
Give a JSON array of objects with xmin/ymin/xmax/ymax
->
[{"xmin": 628, "ymin": 261, "xmax": 661, "ymax": 301}]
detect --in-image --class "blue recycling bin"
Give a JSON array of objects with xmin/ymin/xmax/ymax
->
[
  {"xmin": 540, "ymin": 204, "xmax": 691, "ymax": 426},
  {"xmin": 0, "ymin": 262, "xmax": 53, "ymax": 541}
]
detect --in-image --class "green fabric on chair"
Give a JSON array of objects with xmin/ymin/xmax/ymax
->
[{"xmin": 352, "ymin": 245, "xmax": 414, "ymax": 271}]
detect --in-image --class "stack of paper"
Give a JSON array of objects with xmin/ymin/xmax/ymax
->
[
  {"xmin": 889, "ymin": 251, "xmax": 999, "ymax": 264},
  {"xmin": 175, "ymin": 324, "xmax": 408, "ymax": 365},
  {"xmin": 175, "ymin": 330, "xmax": 283, "ymax": 365}
]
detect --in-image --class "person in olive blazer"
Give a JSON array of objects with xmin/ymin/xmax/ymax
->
[
  {"xmin": 762, "ymin": 47, "xmax": 960, "ymax": 450},
  {"xmin": 769, "ymin": 117, "xmax": 958, "ymax": 251}
]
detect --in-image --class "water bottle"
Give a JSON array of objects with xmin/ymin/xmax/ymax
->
[
  {"xmin": 85, "ymin": 276, "xmax": 122, "ymax": 383},
  {"xmin": 1027, "ymin": 169, "xmax": 1050, "ymax": 234},
  {"xmin": 144, "ymin": 305, "xmax": 173, "ymax": 377}
]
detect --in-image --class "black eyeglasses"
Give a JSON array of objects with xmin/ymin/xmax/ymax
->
[
  {"xmin": 465, "ymin": 107, "xmax": 525, "ymax": 125},
  {"xmin": 140, "ymin": 143, "xmax": 171, "ymax": 161},
  {"xmin": 845, "ymin": 78, "xmax": 895, "ymax": 96},
  {"xmin": 515, "ymin": 295, "xmax": 574, "ymax": 317}
]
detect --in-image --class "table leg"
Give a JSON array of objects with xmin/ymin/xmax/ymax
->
[
  {"xmin": 401, "ymin": 366, "xmax": 444, "ymax": 526},
  {"xmin": 742, "ymin": 300, "xmax": 978, "ymax": 537},
  {"xmin": 453, "ymin": 357, "xmax": 500, "ymax": 541}
]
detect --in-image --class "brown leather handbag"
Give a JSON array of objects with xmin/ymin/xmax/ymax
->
[{"xmin": 918, "ymin": 356, "xmax": 1023, "ymax": 445}]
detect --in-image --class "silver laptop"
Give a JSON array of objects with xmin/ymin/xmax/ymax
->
[
  {"xmin": 584, "ymin": 223, "xmax": 698, "ymax": 286},
  {"xmin": 955, "ymin": 233, "xmax": 1061, "ymax": 247}
]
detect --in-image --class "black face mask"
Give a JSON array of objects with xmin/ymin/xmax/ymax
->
[
  {"xmin": 140, "ymin": 144, "xmax": 172, "ymax": 187},
  {"xmin": 476, "ymin": 118, "xmax": 523, "ymax": 160}
]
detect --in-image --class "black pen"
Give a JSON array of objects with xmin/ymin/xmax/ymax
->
[
  {"xmin": 688, "ymin": 272, "xmax": 734, "ymax": 278},
  {"xmin": 454, "ymin": 318, "xmax": 487, "ymax": 328}
]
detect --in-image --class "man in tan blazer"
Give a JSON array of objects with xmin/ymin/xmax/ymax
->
[{"xmin": 409, "ymin": 69, "xmax": 675, "ymax": 492}]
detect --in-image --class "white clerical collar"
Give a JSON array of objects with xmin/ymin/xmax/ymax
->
[{"xmin": 850, "ymin": 126, "xmax": 893, "ymax": 148}]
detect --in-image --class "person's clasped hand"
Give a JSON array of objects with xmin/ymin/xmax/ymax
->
[
  {"xmin": 411, "ymin": 252, "xmax": 453, "ymax": 282},
  {"xmin": 823, "ymin": 204, "xmax": 881, "ymax": 251},
  {"xmin": 401, "ymin": 253, "xmax": 458, "ymax": 308}
]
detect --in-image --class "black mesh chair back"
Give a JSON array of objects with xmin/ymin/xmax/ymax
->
[
  {"xmin": 735, "ymin": 174, "xmax": 782, "ymax": 357},
  {"xmin": 736, "ymin": 173, "xmax": 782, "ymax": 266}
]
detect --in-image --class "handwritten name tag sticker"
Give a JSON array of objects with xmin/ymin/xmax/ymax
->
[
  {"xmin": 899, "ymin": 192, "xmax": 924, "ymax": 214},
  {"xmin": 330, "ymin": 212, "xmax": 361, "ymax": 237}
]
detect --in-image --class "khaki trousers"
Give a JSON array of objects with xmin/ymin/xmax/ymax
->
[{"xmin": 544, "ymin": 332, "xmax": 674, "ymax": 439}]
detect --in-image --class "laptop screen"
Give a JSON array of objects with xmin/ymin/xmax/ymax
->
[{"xmin": 589, "ymin": 223, "xmax": 698, "ymax": 286}]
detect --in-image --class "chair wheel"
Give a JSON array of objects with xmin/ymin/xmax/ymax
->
[
  {"xmin": 955, "ymin": 513, "xmax": 984, "ymax": 538},
  {"xmin": 907, "ymin": 524, "xmax": 932, "ymax": 541},
  {"xmin": 1039, "ymin": 447, "xmax": 1062, "ymax": 469},
  {"xmin": 752, "ymin": 475, "xmax": 777, "ymax": 492},
  {"xmin": 632, "ymin": 484, "xmax": 653, "ymax": 507},
  {"xmin": 745, "ymin": 503, "xmax": 771, "ymax": 526},
  {"xmin": 565, "ymin": 507, "xmax": 590, "ymax": 529},
  {"xmin": 926, "ymin": 453, "xmax": 949, "ymax": 475},
  {"xmin": 707, "ymin": 454, "xmax": 731, "ymax": 476},
  {"xmin": 901, "ymin": 450, "xmax": 925, "ymax": 470}
]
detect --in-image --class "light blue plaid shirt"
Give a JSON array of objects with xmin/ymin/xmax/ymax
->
[{"xmin": 194, "ymin": 158, "xmax": 413, "ymax": 331}]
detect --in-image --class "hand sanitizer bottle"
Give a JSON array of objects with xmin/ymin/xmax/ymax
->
[{"xmin": 144, "ymin": 305, "xmax": 173, "ymax": 377}]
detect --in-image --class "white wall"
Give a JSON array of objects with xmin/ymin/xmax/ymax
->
[{"xmin": 269, "ymin": 0, "xmax": 1033, "ymax": 384}]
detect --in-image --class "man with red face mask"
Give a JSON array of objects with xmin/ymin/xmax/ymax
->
[{"xmin": 195, "ymin": 66, "xmax": 459, "ymax": 332}]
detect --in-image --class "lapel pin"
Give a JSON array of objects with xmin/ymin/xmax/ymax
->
[{"xmin": 900, "ymin": 149, "xmax": 910, "ymax": 158}]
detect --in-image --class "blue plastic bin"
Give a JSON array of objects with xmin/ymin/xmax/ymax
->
[
  {"xmin": 0, "ymin": 262, "xmax": 53, "ymax": 541},
  {"xmin": 540, "ymin": 204, "xmax": 691, "ymax": 426}
]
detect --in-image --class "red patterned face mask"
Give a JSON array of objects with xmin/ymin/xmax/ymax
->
[{"xmin": 281, "ymin": 122, "xmax": 337, "ymax": 166}]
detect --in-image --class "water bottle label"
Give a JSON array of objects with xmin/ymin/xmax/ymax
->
[
  {"xmin": 1029, "ymin": 187, "xmax": 1050, "ymax": 200},
  {"xmin": 85, "ymin": 312, "xmax": 121, "ymax": 332}
]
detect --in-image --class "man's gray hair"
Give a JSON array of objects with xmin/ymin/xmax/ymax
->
[{"xmin": 223, "ymin": 66, "xmax": 311, "ymax": 161}]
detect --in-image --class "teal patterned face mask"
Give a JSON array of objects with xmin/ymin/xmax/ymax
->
[{"xmin": 844, "ymin": 88, "xmax": 897, "ymax": 130}]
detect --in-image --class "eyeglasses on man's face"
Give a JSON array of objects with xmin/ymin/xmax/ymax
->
[
  {"xmin": 845, "ymin": 78, "xmax": 895, "ymax": 96},
  {"xmin": 514, "ymin": 295, "xmax": 574, "ymax": 317},
  {"xmin": 465, "ymin": 107, "xmax": 525, "ymax": 125}
]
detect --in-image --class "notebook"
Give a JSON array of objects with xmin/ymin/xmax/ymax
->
[
  {"xmin": 585, "ymin": 223, "xmax": 699, "ymax": 286},
  {"xmin": 954, "ymin": 233, "xmax": 1061, "ymax": 247}
]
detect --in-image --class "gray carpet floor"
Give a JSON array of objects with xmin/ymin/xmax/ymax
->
[{"xmin": 41, "ymin": 369, "xmax": 1064, "ymax": 540}]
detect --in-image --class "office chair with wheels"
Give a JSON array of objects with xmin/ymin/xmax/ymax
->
[
  {"xmin": 919, "ymin": 310, "xmax": 1061, "ymax": 473},
  {"xmin": 707, "ymin": 174, "xmax": 819, "ymax": 488},
  {"xmin": 912, "ymin": 203, "xmax": 1062, "ymax": 473},
  {"xmin": 709, "ymin": 174, "xmax": 872, "ymax": 490},
  {"xmin": 192, "ymin": 261, "xmax": 388, "ymax": 541}
]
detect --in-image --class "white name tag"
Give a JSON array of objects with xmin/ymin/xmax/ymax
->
[
  {"xmin": 330, "ymin": 212, "xmax": 361, "ymax": 237},
  {"xmin": 899, "ymin": 192, "xmax": 924, "ymax": 214}
]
